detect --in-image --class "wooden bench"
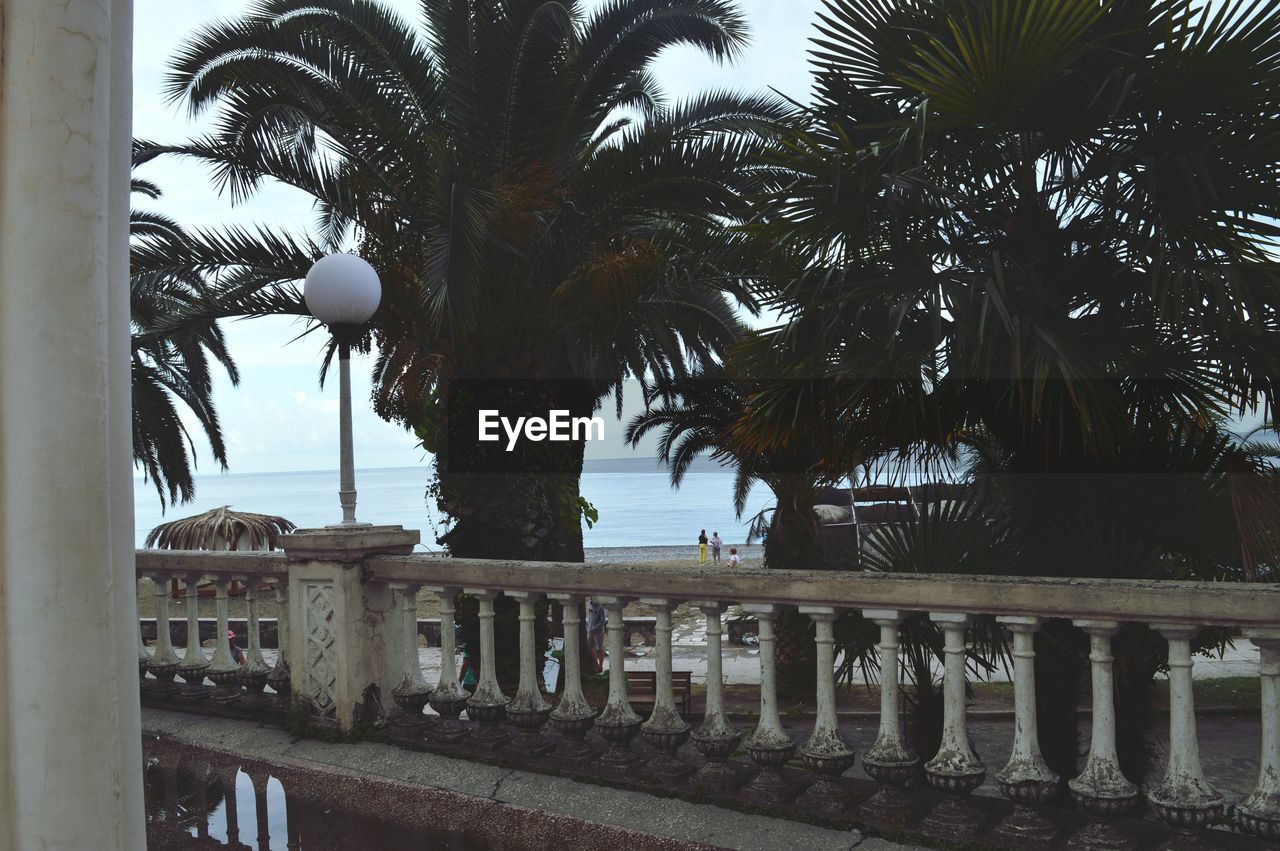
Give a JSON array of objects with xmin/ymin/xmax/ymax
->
[{"xmin": 626, "ymin": 670, "xmax": 693, "ymax": 716}]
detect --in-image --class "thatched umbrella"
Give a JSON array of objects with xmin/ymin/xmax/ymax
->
[
  {"xmin": 147, "ymin": 506, "xmax": 296, "ymax": 597},
  {"xmin": 146, "ymin": 505, "xmax": 296, "ymax": 551}
]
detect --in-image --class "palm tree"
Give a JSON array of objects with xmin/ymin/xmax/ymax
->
[
  {"xmin": 734, "ymin": 0, "xmax": 1280, "ymax": 783},
  {"xmin": 131, "ymin": 175, "xmax": 239, "ymax": 508},
  {"xmin": 133, "ymin": 0, "xmax": 788, "ymax": 563}
]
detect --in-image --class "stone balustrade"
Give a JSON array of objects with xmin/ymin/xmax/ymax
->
[{"xmin": 135, "ymin": 545, "xmax": 1280, "ymax": 848}]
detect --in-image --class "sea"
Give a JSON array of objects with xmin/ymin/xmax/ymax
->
[{"xmin": 133, "ymin": 456, "xmax": 774, "ymax": 551}]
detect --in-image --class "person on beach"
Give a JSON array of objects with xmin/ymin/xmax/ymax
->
[
  {"xmin": 711, "ymin": 532, "xmax": 722, "ymax": 562},
  {"xmin": 728, "ymin": 547, "xmax": 741, "ymax": 568},
  {"xmin": 228, "ymin": 629, "xmax": 246, "ymax": 666},
  {"xmin": 587, "ymin": 598, "xmax": 607, "ymax": 673},
  {"xmin": 698, "ymin": 529, "xmax": 709, "ymax": 564}
]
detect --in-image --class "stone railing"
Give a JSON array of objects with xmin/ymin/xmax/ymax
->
[{"xmin": 135, "ymin": 534, "xmax": 1280, "ymax": 849}]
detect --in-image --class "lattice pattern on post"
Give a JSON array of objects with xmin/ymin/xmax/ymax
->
[{"xmin": 299, "ymin": 582, "xmax": 337, "ymax": 718}]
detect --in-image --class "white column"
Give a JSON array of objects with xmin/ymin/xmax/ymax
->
[
  {"xmin": 389, "ymin": 583, "xmax": 429, "ymax": 722},
  {"xmin": 463, "ymin": 588, "xmax": 510, "ymax": 744},
  {"xmin": 1067, "ymin": 621, "xmax": 1138, "ymax": 818},
  {"xmin": 427, "ymin": 586, "xmax": 467, "ymax": 704},
  {"xmin": 266, "ymin": 580, "xmax": 291, "ymax": 696},
  {"xmin": 147, "ymin": 574, "xmax": 181, "ymax": 686},
  {"xmin": 207, "ymin": 577, "xmax": 241, "ymax": 701},
  {"xmin": 593, "ymin": 595, "xmax": 643, "ymax": 765},
  {"xmin": 336, "ymin": 349, "xmax": 359, "ymax": 524},
  {"xmin": 0, "ymin": 0, "xmax": 143, "ymax": 845},
  {"xmin": 239, "ymin": 579, "xmax": 271, "ymax": 699},
  {"xmin": 640, "ymin": 597, "xmax": 689, "ymax": 733},
  {"xmin": 505, "ymin": 591, "xmax": 550, "ymax": 716},
  {"xmin": 176, "ymin": 575, "xmax": 210, "ymax": 692},
  {"xmin": 741, "ymin": 604, "xmax": 796, "ymax": 802},
  {"xmin": 797, "ymin": 606, "xmax": 856, "ymax": 813},
  {"xmin": 1239, "ymin": 630, "xmax": 1280, "ymax": 838},
  {"xmin": 689, "ymin": 601, "xmax": 742, "ymax": 788},
  {"xmin": 924, "ymin": 613, "xmax": 984, "ymax": 789},
  {"xmin": 1148, "ymin": 623, "xmax": 1224, "ymax": 830},
  {"xmin": 547, "ymin": 594, "xmax": 594, "ymax": 720},
  {"xmin": 993, "ymin": 616, "xmax": 1057, "ymax": 844},
  {"xmin": 862, "ymin": 610, "xmax": 916, "ymax": 774}
]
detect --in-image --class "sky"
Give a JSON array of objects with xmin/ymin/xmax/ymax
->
[{"xmin": 131, "ymin": 0, "xmax": 824, "ymax": 481}]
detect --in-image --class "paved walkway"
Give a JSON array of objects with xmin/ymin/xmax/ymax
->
[{"xmin": 142, "ymin": 708, "xmax": 916, "ymax": 850}]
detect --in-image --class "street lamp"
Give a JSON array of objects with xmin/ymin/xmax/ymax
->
[{"xmin": 304, "ymin": 253, "xmax": 381, "ymax": 527}]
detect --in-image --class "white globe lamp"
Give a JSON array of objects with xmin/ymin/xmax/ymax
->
[{"xmin": 304, "ymin": 253, "xmax": 382, "ymax": 526}]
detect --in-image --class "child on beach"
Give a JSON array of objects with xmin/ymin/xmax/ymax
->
[
  {"xmin": 698, "ymin": 529, "xmax": 708, "ymax": 564},
  {"xmin": 728, "ymin": 547, "xmax": 741, "ymax": 568},
  {"xmin": 711, "ymin": 532, "xmax": 722, "ymax": 562}
]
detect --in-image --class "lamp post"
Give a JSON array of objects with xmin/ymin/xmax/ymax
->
[{"xmin": 304, "ymin": 253, "xmax": 382, "ymax": 527}]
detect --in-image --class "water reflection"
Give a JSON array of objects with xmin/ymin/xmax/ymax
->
[{"xmin": 144, "ymin": 752, "xmax": 484, "ymax": 849}]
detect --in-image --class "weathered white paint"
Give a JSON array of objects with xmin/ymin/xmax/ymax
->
[
  {"xmin": 390, "ymin": 583, "xmax": 429, "ymax": 700},
  {"xmin": 691, "ymin": 601, "xmax": 736, "ymax": 741},
  {"xmin": 335, "ymin": 351, "xmax": 361, "ymax": 525},
  {"xmin": 742, "ymin": 603, "xmax": 791, "ymax": 751},
  {"xmin": 862, "ymin": 610, "xmax": 913, "ymax": 766},
  {"xmin": 464, "ymin": 588, "xmax": 508, "ymax": 709},
  {"xmin": 268, "ymin": 580, "xmax": 292, "ymax": 687},
  {"xmin": 208, "ymin": 578, "xmax": 239, "ymax": 675},
  {"xmin": 925, "ymin": 613, "xmax": 983, "ymax": 779},
  {"xmin": 241, "ymin": 581, "xmax": 270, "ymax": 678},
  {"xmin": 149, "ymin": 575, "xmax": 180, "ymax": 668},
  {"xmin": 1069, "ymin": 620, "xmax": 1137, "ymax": 803},
  {"xmin": 547, "ymin": 593, "xmax": 594, "ymax": 720},
  {"xmin": 177, "ymin": 576, "xmax": 210, "ymax": 688},
  {"xmin": 994, "ymin": 616, "xmax": 1056, "ymax": 789},
  {"xmin": 639, "ymin": 597, "xmax": 689, "ymax": 734},
  {"xmin": 595, "ymin": 596, "xmax": 641, "ymax": 728},
  {"xmin": 0, "ymin": 0, "xmax": 143, "ymax": 844},
  {"xmin": 799, "ymin": 607, "xmax": 850, "ymax": 758},
  {"xmin": 1148, "ymin": 623, "xmax": 1224, "ymax": 817},
  {"xmin": 428, "ymin": 585, "xmax": 467, "ymax": 703},
  {"xmin": 1241, "ymin": 631, "xmax": 1280, "ymax": 832},
  {"xmin": 506, "ymin": 590, "xmax": 551, "ymax": 716}
]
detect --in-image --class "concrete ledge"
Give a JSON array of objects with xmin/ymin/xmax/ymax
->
[{"xmin": 141, "ymin": 708, "xmax": 893, "ymax": 851}]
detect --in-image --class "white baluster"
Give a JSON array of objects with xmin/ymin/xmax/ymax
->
[
  {"xmin": 993, "ymin": 616, "xmax": 1058, "ymax": 847},
  {"xmin": 137, "ymin": 578, "xmax": 152, "ymax": 693},
  {"xmin": 741, "ymin": 603, "xmax": 796, "ymax": 804},
  {"xmin": 797, "ymin": 606, "xmax": 856, "ymax": 815},
  {"xmin": 266, "ymin": 580, "xmax": 291, "ymax": 700},
  {"xmin": 207, "ymin": 577, "xmax": 242, "ymax": 703},
  {"xmin": 238, "ymin": 578, "xmax": 273, "ymax": 705},
  {"xmin": 426, "ymin": 585, "xmax": 469, "ymax": 742},
  {"xmin": 593, "ymin": 595, "xmax": 644, "ymax": 767},
  {"xmin": 464, "ymin": 588, "xmax": 510, "ymax": 746},
  {"xmin": 859, "ymin": 610, "xmax": 919, "ymax": 824},
  {"xmin": 923, "ymin": 612, "xmax": 984, "ymax": 837},
  {"xmin": 389, "ymin": 582, "xmax": 430, "ymax": 728},
  {"xmin": 505, "ymin": 590, "xmax": 553, "ymax": 755},
  {"xmin": 1148, "ymin": 623, "xmax": 1224, "ymax": 835},
  {"xmin": 1238, "ymin": 630, "xmax": 1280, "ymax": 841},
  {"xmin": 146, "ymin": 573, "xmax": 181, "ymax": 696},
  {"xmin": 640, "ymin": 597, "xmax": 693, "ymax": 779},
  {"xmin": 547, "ymin": 593, "xmax": 599, "ymax": 760},
  {"xmin": 175, "ymin": 574, "xmax": 210, "ymax": 696},
  {"xmin": 1068, "ymin": 620, "xmax": 1139, "ymax": 849},
  {"xmin": 689, "ymin": 600, "xmax": 743, "ymax": 791}
]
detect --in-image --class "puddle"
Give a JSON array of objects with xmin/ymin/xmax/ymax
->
[{"xmin": 144, "ymin": 752, "xmax": 487, "ymax": 849}]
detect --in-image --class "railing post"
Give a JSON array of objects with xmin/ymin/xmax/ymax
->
[
  {"xmin": 137, "ymin": 580, "xmax": 151, "ymax": 694},
  {"xmin": 426, "ymin": 585, "xmax": 469, "ymax": 742},
  {"xmin": 594, "ymin": 595, "xmax": 644, "ymax": 768},
  {"xmin": 796, "ymin": 606, "xmax": 856, "ymax": 816},
  {"xmin": 860, "ymin": 609, "xmax": 919, "ymax": 824},
  {"xmin": 1068, "ymin": 619, "xmax": 1139, "ymax": 850},
  {"xmin": 207, "ymin": 576, "xmax": 243, "ymax": 703},
  {"xmin": 146, "ymin": 573, "xmax": 181, "ymax": 696},
  {"xmin": 505, "ymin": 590, "xmax": 553, "ymax": 755},
  {"xmin": 389, "ymin": 582, "xmax": 430, "ymax": 729},
  {"xmin": 1148, "ymin": 623, "xmax": 1224, "ymax": 836},
  {"xmin": 993, "ymin": 615, "xmax": 1058, "ymax": 847},
  {"xmin": 689, "ymin": 600, "xmax": 743, "ymax": 791},
  {"xmin": 1239, "ymin": 630, "xmax": 1280, "ymax": 841},
  {"xmin": 175, "ymin": 574, "xmax": 210, "ymax": 698},
  {"xmin": 923, "ymin": 612, "xmax": 985, "ymax": 838},
  {"xmin": 266, "ymin": 579, "xmax": 292, "ymax": 701},
  {"xmin": 238, "ymin": 577, "xmax": 273, "ymax": 706},
  {"xmin": 464, "ymin": 588, "xmax": 510, "ymax": 747},
  {"xmin": 547, "ymin": 593, "xmax": 599, "ymax": 760},
  {"xmin": 640, "ymin": 596, "xmax": 693, "ymax": 780},
  {"xmin": 741, "ymin": 603, "xmax": 797, "ymax": 804}
]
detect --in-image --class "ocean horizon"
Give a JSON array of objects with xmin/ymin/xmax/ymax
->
[{"xmin": 133, "ymin": 455, "xmax": 773, "ymax": 551}]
